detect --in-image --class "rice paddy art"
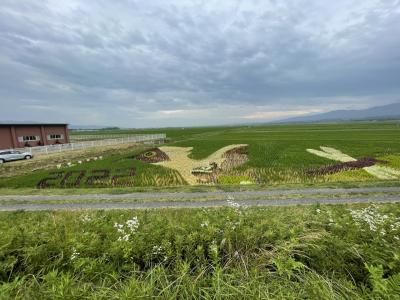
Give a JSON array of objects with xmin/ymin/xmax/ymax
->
[
  {"xmin": 307, "ymin": 146, "xmax": 400, "ymax": 179},
  {"xmin": 37, "ymin": 168, "xmax": 137, "ymax": 188},
  {"xmin": 135, "ymin": 148, "xmax": 170, "ymax": 163},
  {"xmin": 140, "ymin": 144, "xmax": 248, "ymax": 185}
]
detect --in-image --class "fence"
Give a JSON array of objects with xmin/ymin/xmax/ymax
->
[
  {"xmin": 70, "ymin": 134, "xmax": 138, "ymax": 141},
  {"xmin": 21, "ymin": 134, "xmax": 166, "ymax": 155}
]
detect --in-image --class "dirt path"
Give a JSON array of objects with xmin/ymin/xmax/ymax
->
[
  {"xmin": 0, "ymin": 195, "xmax": 399, "ymax": 211},
  {"xmin": 1, "ymin": 186, "xmax": 399, "ymax": 202},
  {"xmin": 0, "ymin": 187, "xmax": 399, "ymax": 211}
]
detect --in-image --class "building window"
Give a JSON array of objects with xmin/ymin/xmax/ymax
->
[
  {"xmin": 48, "ymin": 134, "xmax": 64, "ymax": 140},
  {"xmin": 21, "ymin": 136, "xmax": 39, "ymax": 141}
]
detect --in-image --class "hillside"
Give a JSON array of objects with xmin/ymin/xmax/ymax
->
[{"xmin": 279, "ymin": 102, "xmax": 400, "ymax": 123}]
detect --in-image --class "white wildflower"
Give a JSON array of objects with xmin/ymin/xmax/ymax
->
[
  {"xmin": 349, "ymin": 205, "xmax": 397, "ymax": 233},
  {"xmin": 118, "ymin": 234, "xmax": 130, "ymax": 242},
  {"xmin": 115, "ymin": 216, "xmax": 139, "ymax": 242},
  {"xmin": 316, "ymin": 208, "xmax": 321, "ymax": 214},
  {"xmin": 78, "ymin": 160, "xmax": 82, "ymax": 164},
  {"xmin": 126, "ymin": 216, "xmax": 139, "ymax": 233},
  {"xmin": 71, "ymin": 247, "xmax": 80, "ymax": 260},
  {"xmin": 201, "ymin": 221, "xmax": 209, "ymax": 228},
  {"xmin": 227, "ymin": 196, "xmax": 245, "ymax": 211},
  {"xmin": 390, "ymin": 220, "xmax": 400, "ymax": 231},
  {"xmin": 56, "ymin": 164, "xmax": 62, "ymax": 169},
  {"xmin": 152, "ymin": 245, "xmax": 163, "ymax": 255},
  {"xmin": 209, "ymin": 241, "xmax": 218, "ymax": 258},
  {"xmin": 81, "ymin": 214, "xmax": 91, "ymax": 223}
]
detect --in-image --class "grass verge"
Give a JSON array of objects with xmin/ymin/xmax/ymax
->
[{"xmin": 0, "ymin": 204, "xmax": 400, "ymax": 298}]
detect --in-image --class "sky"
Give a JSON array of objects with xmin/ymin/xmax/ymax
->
[{"xmin": 0, "ymin": 0, "xmax": 400, "ymax": 128}]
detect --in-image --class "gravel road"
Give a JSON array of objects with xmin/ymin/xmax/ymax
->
[
  {"xmin": 0, "ymin": 194, "xmax": 399, "ymax": 211},
  {"xmin": 1, "ymin": 186, "xmax": 400, "ymax": 202}
]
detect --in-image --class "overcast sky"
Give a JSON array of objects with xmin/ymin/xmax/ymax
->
[{"xmin": 1, "ymin": 0, "xmax": 400, "ymax": 127}]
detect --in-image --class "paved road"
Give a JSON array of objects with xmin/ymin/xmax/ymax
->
[
  {"xmin": 0, "ymin": 194, "xmax": 399, "ymax": 211},
  {"xmin": 1, "ymin": 186, "xmax": 400, "ymax": 202}
]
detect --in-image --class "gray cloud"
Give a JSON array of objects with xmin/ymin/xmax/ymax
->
[{"xmin": 0, "ymin": 0, "xmax": 399, "ymax": 127}]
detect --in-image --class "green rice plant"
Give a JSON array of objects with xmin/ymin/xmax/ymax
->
[
  {"xmin": 2, "ymin": 121, "xmax": 400, "ymax": 189},
  {"xmin": 378, "ymin": 154, "xmax": 400, "ymax": 169},
  {"xmin": 217, "ymin": 174, "xmax": 253, "ymax": 185},
  {"xmin": 0, "ymin": 149, "xmax": 187, "ymax": 189},
  {"xmin": 324, "ymin": 169, "xmax": 376, "ymax": 182}
]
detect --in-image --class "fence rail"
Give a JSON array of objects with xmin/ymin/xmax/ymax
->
[
  {"xmin": 70, "ymin": 134, "xmax": 139, "ymax": 141},
  {"xmin": 19, "ymin": 134, "xmax": 166, "ymax": 155}
]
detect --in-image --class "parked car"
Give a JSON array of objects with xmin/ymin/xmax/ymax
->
[{"xmin": 0, "ymin": 150, "xmax": 33, "ymax": 164}]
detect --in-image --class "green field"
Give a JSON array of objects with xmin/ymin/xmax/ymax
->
[
  {"xmin": 1, "ymin": 121, "xmax": 400, "ymax": 190},
  {"xmin": 1, "ymin": 203, "xmax": 400, "ymax": 299},
  {"xmin": 0, "ymin": 149, "xmax": 185, "ymax": 189}
]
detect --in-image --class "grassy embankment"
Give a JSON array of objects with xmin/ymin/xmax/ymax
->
[{"xmin": 1, "ymin": 203, "xmax": 400, "ymax": 298}]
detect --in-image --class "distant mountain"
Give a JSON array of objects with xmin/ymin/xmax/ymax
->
[
  {"xmin": 0, "ymin": 120, "xmax": 45, "ymax": 124},
  {"xmin": 279, "ymin": 102, "xmax": 400, "ymax": 123}
]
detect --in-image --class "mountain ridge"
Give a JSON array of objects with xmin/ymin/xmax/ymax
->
[{"xmin": 277, "ymin": 102, "xmax": 400, "ymax": 123}]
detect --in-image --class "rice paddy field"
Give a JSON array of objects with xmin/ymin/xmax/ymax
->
[{"xmin": 1, "ymin": 121, "xmax": 400, "ymax": 191}]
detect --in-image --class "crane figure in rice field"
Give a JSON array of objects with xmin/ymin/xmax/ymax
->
[
  {"xmin": 307, "ymin": 146, "xmax": 400, "ymax": 179},
  {"xmin": 152, "ymin": 144, "xmax": 248, "ymax": 185}
]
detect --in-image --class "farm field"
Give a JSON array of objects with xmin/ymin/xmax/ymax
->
[
  {"xmin": 1, "ymin": 203, "xmax": 400, "ymax": 298},
  {"xmin": 1, "ymin": 121, "xmax": 400, "ymax": 192},
  {"xmin": 1, "ymin": 122, "xmax": 400, "ymax": 299}
]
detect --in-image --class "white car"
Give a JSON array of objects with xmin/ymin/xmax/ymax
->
[{"xmin": 0, "ymin": 150, "xmax": 33, "ymax": 164}]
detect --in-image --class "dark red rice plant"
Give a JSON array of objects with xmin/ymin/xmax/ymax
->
[{"xmin": 307, "ymin": 157, "xmax": 386, "ymax": 176}]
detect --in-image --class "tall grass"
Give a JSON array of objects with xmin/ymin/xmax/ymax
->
[{"xmin": 1, "ymin": 203, "xmax": 400, "ymax": 298}]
